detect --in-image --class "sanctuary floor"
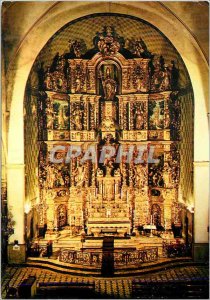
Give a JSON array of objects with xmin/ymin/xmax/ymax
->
[{"xmin": 2, "ymin": 264, "xmax": 208, "ymax": 299}]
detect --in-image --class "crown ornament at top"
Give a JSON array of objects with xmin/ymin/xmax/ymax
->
[{"xmin": 94, "ymin": 26, "xmax": 123, "ymax": 56}]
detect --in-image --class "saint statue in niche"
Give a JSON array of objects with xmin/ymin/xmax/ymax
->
[
  {"xmin": 100, "ymin": 67, "xmax": 117, "ymax": 101},
  {"xmin": 72, "ymin": 164, "xmax": 85, "ymax": 187},
  {"xmin": 58, "ymin": 106, "xmax": 65, "ymax": 128},
  {"xmin": 152, "ymin": 102, "xmax": 161, "ymax": 128},
  {"xmin": 46, "ymin": 164, "xmax": 55, "ymax": 189},
  {"xmin": 72, "ymin": 105, "xmax": 83, "ymax": 130}
]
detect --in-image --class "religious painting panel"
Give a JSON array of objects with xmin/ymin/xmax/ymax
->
[
  {"xmin": 148, "ymin": 99, "xmax": 164, "ymax": 130},
  {"xmin": 52, "ymin": 99, "xmax": 69, "ymax": 131},
  {"xmin": 148, "ymin": 144, "xmax": 164, "ymax": 188}
]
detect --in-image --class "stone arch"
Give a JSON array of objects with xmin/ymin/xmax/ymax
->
[{"xmin": 5, "ymin": 3, "xmax": 208, "ymax": 261}]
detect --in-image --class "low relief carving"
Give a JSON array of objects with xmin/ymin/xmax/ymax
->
[
  {"xmin": 46, "ymin": 98, "xmax": 54, "ymax": 129},
  {"xmin": 169, "ymin": 96, "xmax": 181, "ymax": 139},
  {"xmin": 44, "ymin": 53, "xmax": 69, "ymax": 92},
  {"xmin": 134, "ymin": 102, "xmax": 147, "ymax": 130},
  {"xmin": 71, "ymin": 103, "xmax": 84, "ymax": 130},
  {"xmin": 134, "ymin": 164, "xmax": 148, "ymax": 187},
  {"xmin": 132, "ymin": 62, "xmax": 149, "ymax": 92},
  {"xmin": 87, "ymin": 69, "xmax": 95, "ymax": 90},
  {"xmin": 71, "ymin": 155, "xmax": 90, "ymax": 188},
  {"xmin": 124, "ymin": 37, "xmax": 152, "ymax": 58},
  {"xmin": 94, "ymin": 26, "xmax": 122, "ymax": 56},
  {"xmin": 39, "ymin": 160, "xmax": 70, "ymax": 190},
  {"xmin": 89, "ymin": 103, "xmax": 95, "ymax": 130},
  {"xmin": 150, "ymin": 57, "xmax": 179, "ymax": 93},
  {"xmin": 68, "ymin": 39, "xmax": 87, "ymax": 58},
  {"xmin": 57, "ymin": 189, "xmax": 69, "ymax": 197},
  {"xmin": 74, "ymin": 63, "xmax": 86, "ymax": 93},
  {"xmin": 122, "ymin": 68, "xmax": 132, "ymax": 90}
]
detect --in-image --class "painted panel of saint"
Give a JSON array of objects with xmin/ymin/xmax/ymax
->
[
  {"xmin": 53, "ymin": 100, "xmax": 69, "ymax": 130},
  {"xmin": 148, "ymin": 100, "xmax": 164, "ymax": 130},
  {"xmin": 148, "ymin": 151, "xmax": 164, "ymax": 187}
]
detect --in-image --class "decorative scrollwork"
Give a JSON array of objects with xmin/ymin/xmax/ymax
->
[
  {"xmin": 59, "ymin": 249, "xmax": 102, "ymax": 266},
  {"xmin": 114, "ymin": 247, "xmax": 158, "ymax": 266}
]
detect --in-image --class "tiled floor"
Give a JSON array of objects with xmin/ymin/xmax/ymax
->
[{"xmin": 2, "ymin": 265, "xmax": 208, "ymax": 298}]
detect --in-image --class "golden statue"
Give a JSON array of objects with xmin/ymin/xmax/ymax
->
[{"xmin": 100, "ymin": 67, "xmax": 117, "ymax": 101}]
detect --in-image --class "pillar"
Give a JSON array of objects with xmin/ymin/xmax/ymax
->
[
  {"xmin": 7, "ymin": 164, "xmax": 26, "ymax": 263},
  {"xmin": 193, "ymin": 161, "xmax": 209, "ymax": 262}
]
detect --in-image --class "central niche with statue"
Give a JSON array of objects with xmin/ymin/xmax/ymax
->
[{"xmin": 37, "ymin": 26, "xmax": 181, "ymax": 237}]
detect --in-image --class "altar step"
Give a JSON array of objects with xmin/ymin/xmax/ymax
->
[
  {"xmin": 82, "ymin": 237, "xmax": 138, "ymax": 251},
  {"xmin": 25, "ymin": 256, "xmax": 194, "ymax": 277},
  {"xmin": 34, "ymin": 235, "xmax": 82, "ymax": 252},
  {"xmin": 53, "ymin": 238, "xmax": 81, "ymax": 251},
  {"xmin": 34, "ymin": 235, "xmax": 165, "ymax": 256},
  {"xmin": 134, "ymin": 236, "xmax": 164, "ymax": 256}
]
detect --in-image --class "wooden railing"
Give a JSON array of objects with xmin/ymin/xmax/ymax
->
[
  {"xmin": 162, "ymin": 240, "xmax": 192, "ymax": 258},
  {"xmin": 59, "ymin": 249, "xmax": 102, "ymax": 267},
  {"xmin": 59, "ymin": 247, "xmax": 158, "ymax": 267},
  {"xmin": 114, "ymin": 247, "xmax": 158, "ymax": 266}
]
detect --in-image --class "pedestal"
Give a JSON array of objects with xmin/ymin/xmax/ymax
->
[{"xmin": 8, "ymin": 244, "xmax": 26, "ymax": 264}]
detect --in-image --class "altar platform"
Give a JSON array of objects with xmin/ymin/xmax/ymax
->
[
  {"xmin": 31, "ymin": 229, "xmax": 183, "ymax": 258},
  {"xmin": 27, "ymin": 229, "xmax": 189, "ymax": 278}
]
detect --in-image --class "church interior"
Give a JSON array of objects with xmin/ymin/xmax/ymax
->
[{"xmin": 1, "ymin": 2, "xmax": 209, "ymax": 299}]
